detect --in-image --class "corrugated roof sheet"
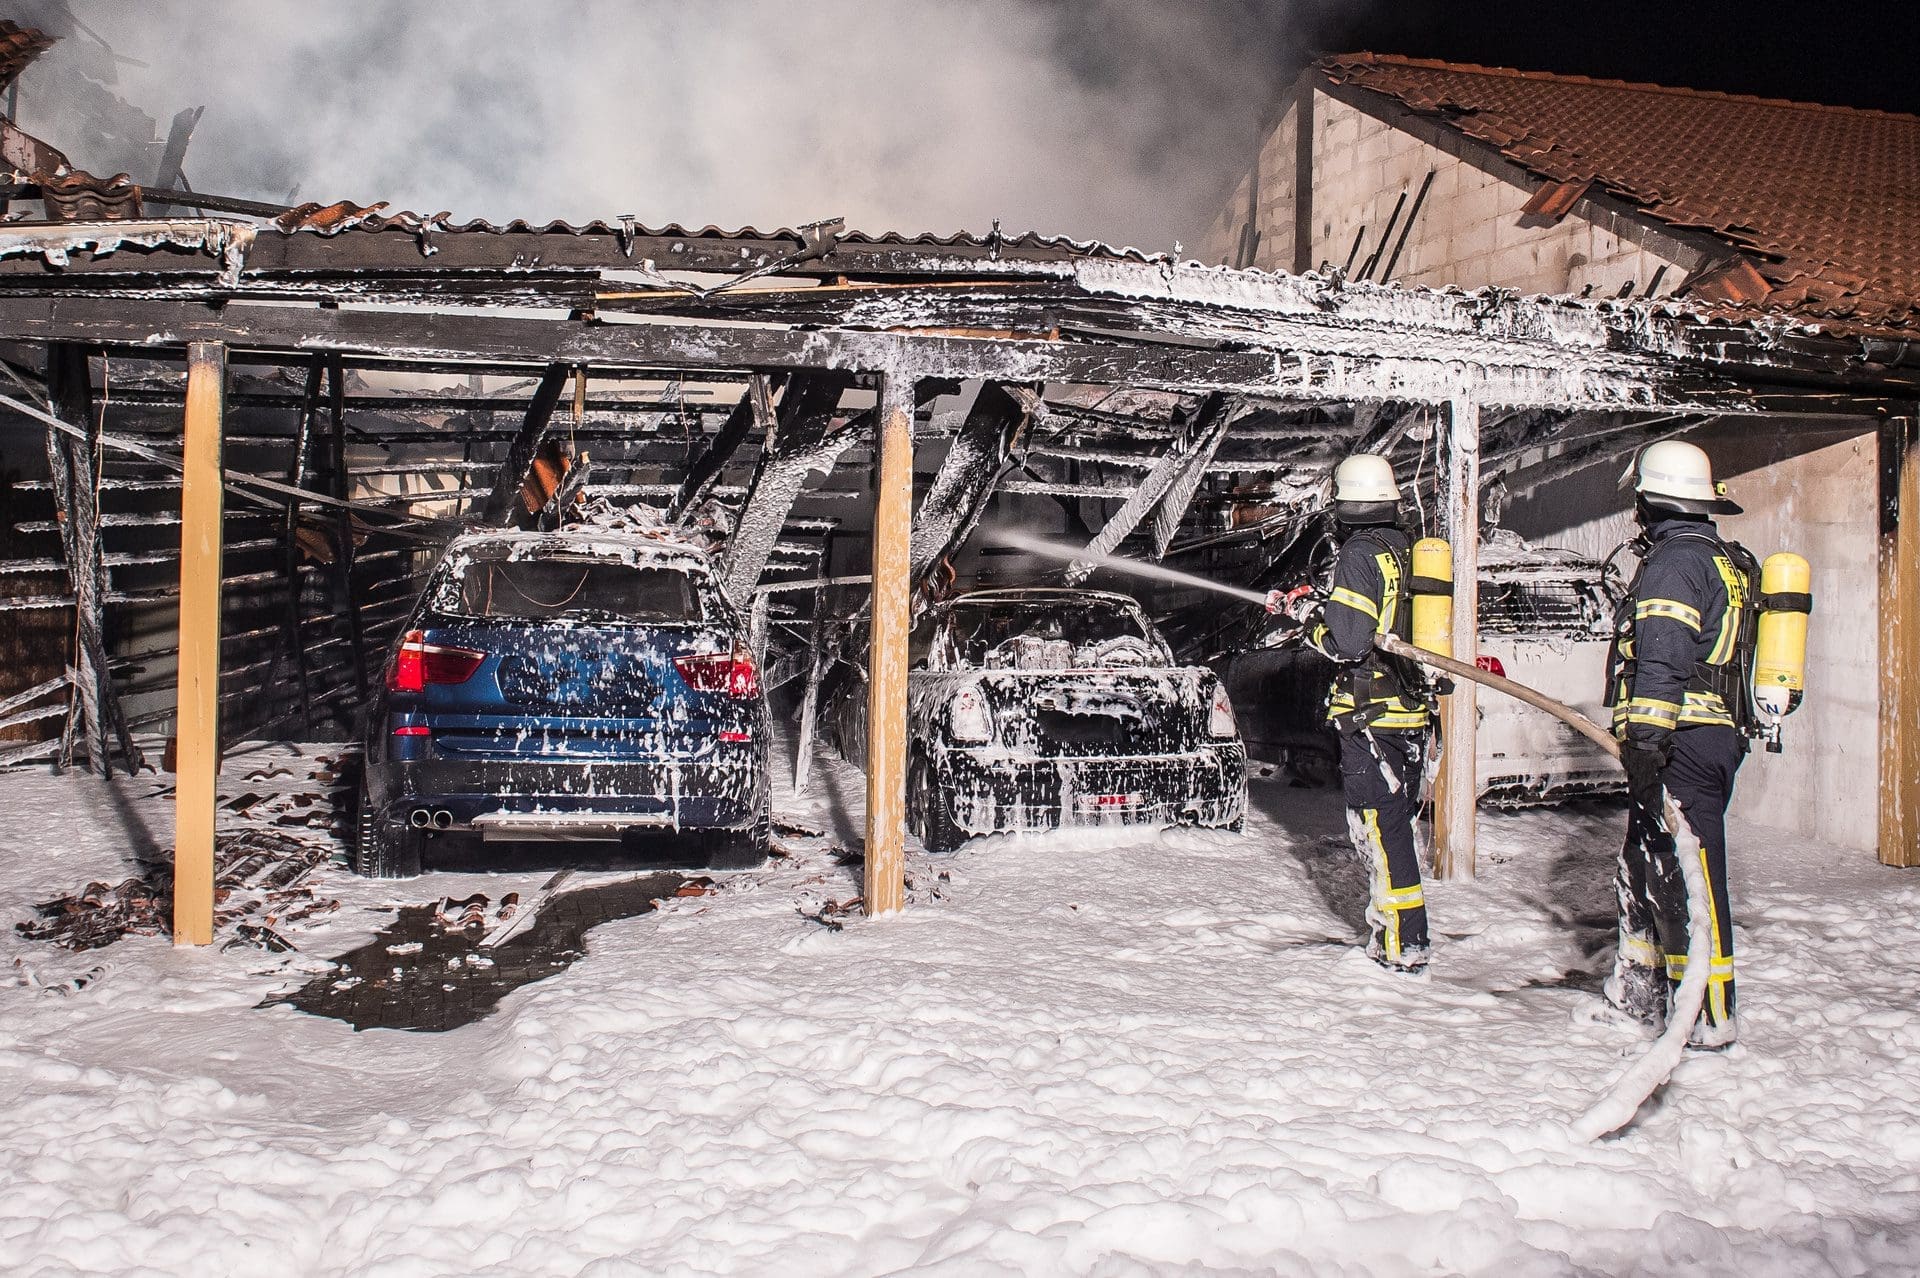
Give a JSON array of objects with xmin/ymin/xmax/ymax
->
[
  {"xmin": 0, "ymin": 20, "xmax": 52, "ymax": 93},
  {"xmin": 267, "ymin": 201, "xmax": 1168, "ymax": 264},
  {"xmin": 1321, "ymin": 53, "xmax": 1920, "ymax": 336}
]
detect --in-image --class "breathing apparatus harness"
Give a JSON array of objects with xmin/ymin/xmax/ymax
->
[
  {"xmin": 1326, "ymin": 526, "xmax": 1446, "ymax": 731},
  {"xmin": 1607, "ymin": 522, "xmax": 1809, "ymax": 752}
]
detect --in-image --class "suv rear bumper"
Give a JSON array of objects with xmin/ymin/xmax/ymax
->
[{"xmin": 366, "ymin": 755, "xmax": 765, "ymax": 834}]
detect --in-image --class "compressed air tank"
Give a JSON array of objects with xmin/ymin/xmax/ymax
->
[
  {"xmin": 1411, "ymin": 537, "xmax": 1453, "ymax": 657},
  {"xmin": 1754, "ymin": 551, "xmax": 1812, "ymax": 719}
]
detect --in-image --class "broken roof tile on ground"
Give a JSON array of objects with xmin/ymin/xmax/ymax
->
[{"xmin": 1321, "ymin": 52, "xmax": 1920, "ymax": 338}]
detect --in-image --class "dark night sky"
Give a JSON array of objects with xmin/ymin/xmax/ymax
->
[{"xmin": 1278, "ymin": 0, "xmax": 1920, "ymax": 116}]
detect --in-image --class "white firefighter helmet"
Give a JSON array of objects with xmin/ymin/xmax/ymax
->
[
  {"xmin": 1630, "ymin": 439, "xmax": 1742, "ymax": 515},
  {"xmin": 1332, "ymin": 454, "xmax": 1400, "ymax": 503}
]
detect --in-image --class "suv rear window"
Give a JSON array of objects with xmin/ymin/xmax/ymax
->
[{"xmin": 443, "ymin": 556, "xmax": 705, "ymax": 623}]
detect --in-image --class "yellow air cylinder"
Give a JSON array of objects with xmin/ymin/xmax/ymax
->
[
  {"xmin": 1411, "ymin": 537, "xmax": 1453, "ymax": 657},
  {"xmin": 1754, "ymin": 551, "xmax": 1812, "ymax": 719}
]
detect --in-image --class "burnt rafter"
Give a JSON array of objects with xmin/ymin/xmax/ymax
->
[
  {"xmin": 1064, "ymin": 392, "xmax": 1236, "ymax": 584},
  {"xmin": 481, "ymin": 363, "xmax": 571, "ymax": 525},
  {"xmin": 671, "ymin": 373, "xmax": 779, "ymax": 523},
  {"xmin": 909, "ymin": 381, "xmax": 1030, "ymax": 592},
  {"xmin": 720, "ymin": 372, "xmax": 858, "ymax": 603}
]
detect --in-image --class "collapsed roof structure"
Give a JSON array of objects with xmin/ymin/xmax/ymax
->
[{"xmin": 1, "ymin": 19, "xmax": 1916, "ymax": 931}]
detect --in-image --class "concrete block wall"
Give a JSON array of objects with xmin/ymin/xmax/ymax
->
[{"xmin": 1203, "ymin": 89, "xmax": 1689, "ymax": 301}]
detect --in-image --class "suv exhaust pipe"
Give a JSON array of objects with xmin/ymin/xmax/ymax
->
[
  {"xmin": 431, "ymin": 809, "xmax": 454, "ymax": 830},
  {"xmin": 408, "ymin": 808, "xmax": 432, "ymax": 829}
]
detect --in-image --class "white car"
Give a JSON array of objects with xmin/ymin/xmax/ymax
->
[{"xmin": 1474, "ymin": 541, "xmax": 1623, "ymax": 805}]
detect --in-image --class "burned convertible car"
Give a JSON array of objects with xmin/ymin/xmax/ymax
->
[
  {"xmin": 356, "ymin": 528, "xmax": 769, "ymax": 876},
  {"xmin": 837, "ymin": 588, "xmax": 1246, "ymax": 852}
]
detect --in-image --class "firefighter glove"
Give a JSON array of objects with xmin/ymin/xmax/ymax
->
[{"xmin": 1621, "ymin": 736, "xmax": 1670, "ymax": 815}]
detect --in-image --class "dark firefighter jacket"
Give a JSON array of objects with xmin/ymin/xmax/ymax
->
[
  {"xmin": 1606, "ymin": 517, "xmax": 1753, "ymax": 744},
  {"xmin": 1305, "ymin": 525, "xmax": 1430, "ymax": 731}
]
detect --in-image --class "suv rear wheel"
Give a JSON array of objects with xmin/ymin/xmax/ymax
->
[{"xmin": 354, "ymin": 784, "xmax": 423, "ymax": 878}]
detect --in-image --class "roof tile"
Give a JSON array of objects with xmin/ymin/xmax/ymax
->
[{"xmin": 1321, "ymin": 53, "xmax": 1920, "ymax": 336}]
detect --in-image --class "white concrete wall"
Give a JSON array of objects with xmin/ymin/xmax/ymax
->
[{"xmin": 1502, "ymin": 422, "xmax": 1880, "ymax": 851}]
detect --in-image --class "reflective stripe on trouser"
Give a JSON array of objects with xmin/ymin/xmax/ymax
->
[
  {"xmin": 1339, "ymin": 726, "xmax": 1428, "ymax": 963},
  {"xmin": 1612, "ymin": 723, "xmax": 1743, "ymax": 1029}
]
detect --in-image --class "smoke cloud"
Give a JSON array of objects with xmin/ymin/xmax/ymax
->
[{"xmin": 10, "ymin": 0, "xmax": 1335, "ymax": 252}]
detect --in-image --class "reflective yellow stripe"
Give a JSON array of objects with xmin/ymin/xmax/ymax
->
[
  {"xmin": 1374, "ymin": 551, "xmax": 1402, "ymax": 638},
  {"xmin": 1367, "ymin": 709, "xmax": 1430, "ymax": 729},
  {"xmin": 1636, "ymin": 598, "xmax": 1702, "ymax": 632},
  {"xmin": 1362, "ymin": 810, "xmax": 1399, "ymax": 963},
  {"xmin": 1624, "ymin": 696, "xmax": 1681, "ymax": 728},
  {"xmin": 1619, "ymin": 933, "xmax": 1662, "ymax": 968},
  {"xmin": 1707, "ymin": 555, "xmax": 1747, "ymax": 666},
  {"xmin": 1329, "ymin": 586, "xmax": 1379, "ymax": 620},
  {"xmin": 1679, "ymin": 691, "xmax": 1734, "ymax": 727}
]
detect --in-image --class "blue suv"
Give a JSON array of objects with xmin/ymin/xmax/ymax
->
[{"xmin": 355, "ymin": 528, "xmax": 770, "ymax": 876}]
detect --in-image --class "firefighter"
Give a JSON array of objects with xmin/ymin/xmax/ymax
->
[
  {"xmin": 1603, "ymin": 439, "xmax": 1752, "ymax": 1049},
  {"xmin": 1281, "ymin": 454, "xmax": 1438, "ymax": 972}
]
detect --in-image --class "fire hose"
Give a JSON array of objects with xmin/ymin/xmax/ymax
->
[{"xmin": 1373, "ymin": 632, "xmax": 1714, "ymax": 1142}]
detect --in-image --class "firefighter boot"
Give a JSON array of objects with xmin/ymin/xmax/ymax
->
[{"xmin": 1601, "ymin": 933, "xmax": 1668, "ymax": 1029}]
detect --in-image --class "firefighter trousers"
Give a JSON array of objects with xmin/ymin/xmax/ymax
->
[
  {"xmin": 1339, "ymin": 725, "xmax": 1429, "ymax": 966},
  {"xmin": 1612, "ymin": 724, "xmax": 1743, "ymax": 1034}
]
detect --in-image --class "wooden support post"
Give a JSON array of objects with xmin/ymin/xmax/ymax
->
[
  {"xmin": 864, "ymin": 369, "xmax": 915, "ymax": 917},
  {"xmin": 1879, "ymin": 415, "xmax": 1920, "ymax": 867},
  {"xmin": 174, "ymin": 341, "xmax": 226, "ymax": 947},
  {"xmin": 1434, "ymin": 390, "xmax": 1481, "ymax": 879}
]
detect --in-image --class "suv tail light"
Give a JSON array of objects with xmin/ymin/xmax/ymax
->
[
  {"xmin": 1476, "ymin": 655, "xmax": 1506, "ymax": 678},
  {"xmin": 1207, "ymin": 682, "xmax": 1239, "ymax": 739},
  {"xmin": 675, "ymin": 647, "xmax": 761, "ymax": 698},
  {"xmin": 947, "ymin": 685, "xmax": 994, "ymax": 744},
  {"xmin": 389, "ymin": 630, "xmax": 485, "ymax": 693}
]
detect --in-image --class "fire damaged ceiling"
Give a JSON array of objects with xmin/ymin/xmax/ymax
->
[{"xmin": 0, "ymin": 65, "xmax": 1911, "ymax": 778}]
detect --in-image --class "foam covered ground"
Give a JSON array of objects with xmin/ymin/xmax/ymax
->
[{"xmin": 2, "ymin": 750, "xmax": 1919, "ymax": 1276}]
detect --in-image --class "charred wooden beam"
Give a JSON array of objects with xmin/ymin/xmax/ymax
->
[
  {"xmin": 481, "ymin": 364, "xmax": 570, "ymax": 525},
  {"xmin": 0, "ymin": 297, "xmax": 1281, "ymax": 397},
  {"xmin": 1065, "ymin": 392, "xmax": 1234, "ymax": 583},
  {"xmin": 325, "ymin": 359, "xmax": 371, "ymax": 708},
  {"xmin": 44, "ymin": 343, "xmax": 142, "ymax": 775},
  {"xmin": 721, "ymin": 373, "xmax": 857, "ymax": 603},
  {"xmin": 672, "ymin": 373, "xmax": 776, "ymax": 522},
  {"xmin": 909, "ymin": 382, "xmax": 1027, "ymax": 591},
  {"xmin": 278, "ymin": 359, "xmax": 323, "ymax": 732}
]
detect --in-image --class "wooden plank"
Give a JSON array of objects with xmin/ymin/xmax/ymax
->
[
  {"xmin": 864, "ymin": 371, "xmax": 914, "ymax": 917},
  {"xmin": 1879, "ymin": 415, "xmax": 1920, "ymax": 867},
  {"xmin": 1433, "ymin": 391, "xmax": 1481, "ymax": 879},
  {"xmin": 173, "ymin": 340, "xmax": 225, "ymax": 946}
]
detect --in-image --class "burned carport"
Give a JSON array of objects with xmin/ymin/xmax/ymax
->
[{"xmin": 1, "ymin": 186, "xmax": 1916, "ymax": 942}]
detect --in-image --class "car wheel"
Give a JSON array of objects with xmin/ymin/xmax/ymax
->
[
  {"xmin": 913, "ymin": 756, "xmax": 966, "ymax": 856},
  {"xmin": 353, "ymin": 784, "xmax": 423, "ymax": 879},
  {"xmin": 709, "ymin": 813, "xmax": 770, "ymax": 870}
]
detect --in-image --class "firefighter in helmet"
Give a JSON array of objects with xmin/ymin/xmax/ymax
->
[
  {"xmin": 1603, "ymin": 439, "xmax": 1752, "ymax": 1048},
  {"xmin": 1280, "ymin": 454, "xmax": 1439, "ymax": 972}
]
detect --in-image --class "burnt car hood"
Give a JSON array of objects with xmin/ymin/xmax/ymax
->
[{"xmin": 913, "ymin": 667, "xmax": 1221, "ymax": 758}]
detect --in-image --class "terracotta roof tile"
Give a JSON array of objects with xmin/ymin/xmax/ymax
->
[
  {"xmin": 1321, "ymin": 53, "xmax": 1920, "ymax": 337},
  {"xmin": 0, "ymin": 20, "xmax": 53, "ymax": 92}
]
